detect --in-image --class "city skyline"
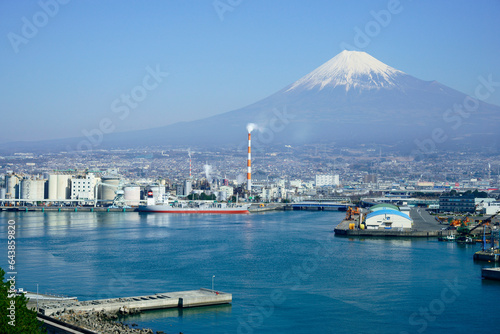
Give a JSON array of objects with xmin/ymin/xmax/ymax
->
[{"xmin": 1, "ymin": 1, "xmax": 499, "ymax": 143}]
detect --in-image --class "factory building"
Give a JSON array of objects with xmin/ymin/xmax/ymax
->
[
  {"xmin": 364, "ymin": 209, "xmax": 413, "ymax": 230},
  {"xmin": 315, "ymin": 174, "xmax": 339, "ymax": 187},
  {"xmin": 261, "ymin": 187, "xmax": 278, "ymax": 202},
  {"xmin": 71, "ymin": 174, "xmax": 99, "ymax": 204},
  {"xmin": 176, "ymin": 184, "xmax": 185, "ymax": 197},
  {"xmin": 439, "ymin": 195, "xmax": 475, "ymax": 213},
  {"xmin": 480, "ymin": 201, "xmax": 500, "ymax": 215},
  {"xmin": 220, "ymin": 186, "xmax": 234, "ymax": 198}
]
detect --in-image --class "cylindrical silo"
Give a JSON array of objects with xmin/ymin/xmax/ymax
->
[
  {"xmin": 57, "ymin": 175, "xmax": 71, "ymax": 200},
  {"xmin": 0, "ymin": 188, "xmax": 6, "ymax": 199},
  {"xmin": 48, "ymin": 174, "xmax": 58, "ymax": 200},
  {"xmin": 5, "ymin": 174, "xmax": 19, "ymax": 199},
  {"xmin": 217, "ymin": 191, "xmax": 227, "ymax": 202},
  {"xmin": 34, "ymin": 180, "xmax": 46, "ymax": 200},
  {"xmin": 21, "ymin": 178, "xmax": 45, "ymax": 201},
  {"xmin": 124, "ymin": 185, "xmax": 141, "ymax": 206},
  {"xmin": 20, "ymin": 179, "xmax": 31, "ymax": 200},
  {"xmin": 100, "ymin": 176, "xmax": 120, "ymax": 201}
]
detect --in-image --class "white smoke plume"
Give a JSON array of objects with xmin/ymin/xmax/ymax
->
[
  {"xmin": 204, "ymin": 164, "xmax": 212, "ymax": 180},
  {"xmin": 236, "ymin": 173, "xmax": 245, "ymax": 184},
  {"xmin": 246, "ymin": 123, "xmax": 259, "ymax": 133},
  {"xmin": 187, "ymin": 148, "xmax": 192, "ymax": 158}
]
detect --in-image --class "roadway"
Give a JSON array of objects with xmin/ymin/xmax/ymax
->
[{"xmin": 410, "ymin": 207, "xmax": 442, "ymax": 232}]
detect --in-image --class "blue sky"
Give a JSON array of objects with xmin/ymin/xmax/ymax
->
[{"xmin": 1, "ymin": 0, "xmax": 499, "ymax": 143}]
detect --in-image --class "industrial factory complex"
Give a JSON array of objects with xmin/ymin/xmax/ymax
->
[{"xmin": 0, "ymin": 143, "xmax": 499, "ymax": 215}]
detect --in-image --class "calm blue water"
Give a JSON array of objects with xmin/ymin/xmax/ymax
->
[{"xmin": 1, "ymin": 211, "xmax": 499, "ymax": 334}]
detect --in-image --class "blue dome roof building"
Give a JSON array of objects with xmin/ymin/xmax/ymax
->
[{"xmin": 364, "ymin": 208, "xmax": 413, "ymax": 230}]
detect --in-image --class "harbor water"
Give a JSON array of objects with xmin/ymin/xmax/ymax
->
[{"xmin": 1, "ymin": 211, "xmax": 499, "ymax": 333}]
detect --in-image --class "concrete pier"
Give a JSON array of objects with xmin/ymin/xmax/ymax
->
[
  {"xmin": 249, "ymin": 203, "xmax": 285, "ymax": 213},
  {"xmin": 474, "ymin": 250, "xmax": 500, "ymax": 262},
  {"xmin": 39, "ymin": 289, "xmax": 232, "ymax": 316},
  {"xmin": 334, "ymin": 219, "xmax": 447, "ymax": 237},
  {"xmin": 482, "ymin": 267, "xmax": 500, "ymax": 281}
]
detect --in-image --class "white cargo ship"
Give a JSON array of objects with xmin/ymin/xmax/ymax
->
[{"xmin": 138, "ymin": 191, "xmax": 250, "ymax": 214}]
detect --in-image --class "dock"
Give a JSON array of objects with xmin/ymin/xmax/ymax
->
[
  {"xmin": 473, "ymin": 250, "xmax": 500, "ymax": 262},
  {"xmin": 482, "ymin": 267, "xmax": 500, "ymax": 281},
  {"xmin": 1, "ymin": 206, "xmax": 136, "ymax": 212},
  {"xmin": 334, "ymin": 219, "xmax": 445, "ymax": 237},
  {"xmin": 39, "ymin": 289, "xmax": 232, "ymax": 316},
  {"xmin": 249, "ymin": 203, "xmax": 285, "ymax": 213}
]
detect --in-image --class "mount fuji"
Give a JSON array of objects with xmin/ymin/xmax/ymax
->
[
  {"xmin": 287, "ymin": 50, "xmax": 405, "ymax": 91},
  {"xmin": 127, "ymin": 50, "xmax": 499, "ymax": 152},
  {"xmin": 3, "ymin": 50, "xmax": 500, "ymax": 153}
]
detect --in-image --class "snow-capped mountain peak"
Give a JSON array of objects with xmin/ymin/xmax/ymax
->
[{"xmin": 287, "ymin": 50, "xmax": 405, "ymax": 92}]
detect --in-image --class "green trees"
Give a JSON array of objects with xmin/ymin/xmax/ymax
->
[
  {"xmin": 0, "ymin": 267, "xmax": 45, "ymax": 333},
  {"xmin": 443, "ymin": 189, "xmax": 488, "ymax": 198}
]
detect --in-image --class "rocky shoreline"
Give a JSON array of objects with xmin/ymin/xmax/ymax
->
[{"xmin": 50, "ymin": 307, "xmax": 176, "ymax": 334}]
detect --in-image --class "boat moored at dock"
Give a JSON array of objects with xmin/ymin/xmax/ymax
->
[{"xmin": 138, "ymin": 191, "xmax": 250, "ymax": 214}]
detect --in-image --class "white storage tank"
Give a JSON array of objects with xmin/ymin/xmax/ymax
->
[
  {"xmin": 124, "ymin": 185, "xmax": 141, "ymax": 206},
  {"xmin": 0, "ymin": 188, "xmax": 6, "ymax": 199},
  {"xmin": 5, "ymin": 174, "xmax": 19, "ymax": 199},
  {"xmin": 20, "ymin": 179, "xmax": 46, "ymax": 202},
  {"xmin": 20, "ymin": 179, "xmax": 31, "ymax": 200},
  {"xmin": 100, "ymin": 176, "xmax": 120, "ymax": 201},
  {"xmin": 48, "ymin": 174, "xmax": 58, "ymax": 200},
  {"xmin": 57, "ymin": 175, "xmax": 71, "ymax": 200},
  {"xmin": 34, "ymin": 180, "xmax": 47, "ymax": 200},
  {"xmin": 217, "ymin": 191, "xmax": 227, "ymax": 202}
]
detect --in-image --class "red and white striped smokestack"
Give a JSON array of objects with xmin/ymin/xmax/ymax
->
[{"xmin": 247, "ymin": 132, "xmax": 252, "ymax": 192}]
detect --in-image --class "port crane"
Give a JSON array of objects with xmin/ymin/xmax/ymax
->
[
  {"xmin": 465, "ymin": 211, "xmax": 499, "ymax": 235},
  {"xmin": 345, "ymin": 206, "xmax": 360, "ymax": 221},
  {"xmin": 455, "ymin": 210, "xmax": 500, "ymax": 244}
]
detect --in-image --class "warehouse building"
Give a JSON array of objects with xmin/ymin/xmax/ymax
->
[{"xmin": 364, "ymin": 205, "xmax": 413, "ymax": 230}]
